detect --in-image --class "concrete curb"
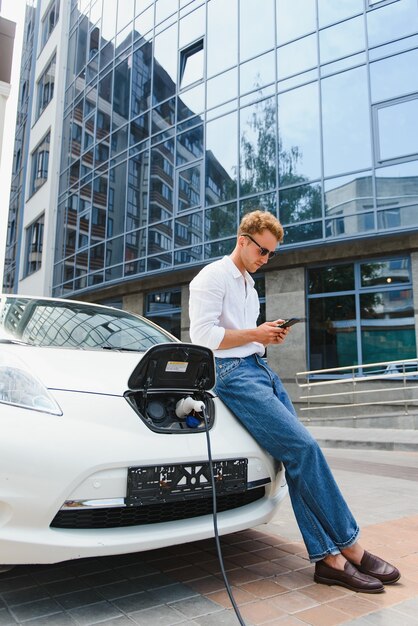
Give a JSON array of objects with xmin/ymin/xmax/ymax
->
[{"xmin": 306, "ymin": 426, "xmax": 418, "ymax": 451}]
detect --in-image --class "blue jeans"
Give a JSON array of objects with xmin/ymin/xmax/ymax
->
[{"xmin": 215, "ymin": 354, "xmax": 359, "ymax": 562}]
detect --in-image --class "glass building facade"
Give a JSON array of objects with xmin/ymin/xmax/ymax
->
[{"xmin": 3, "ymin": 0, "xmax": 418, "ymax": 380}]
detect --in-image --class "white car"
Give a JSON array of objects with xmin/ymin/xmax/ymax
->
[{"xmin": 0, "ymin": 294, "xmax": 287, "ymax": 565}]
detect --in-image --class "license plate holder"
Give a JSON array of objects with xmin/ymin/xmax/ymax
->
[{"xmin": 125, "ymin": 459, "xmax": 247, "ymax": 506}]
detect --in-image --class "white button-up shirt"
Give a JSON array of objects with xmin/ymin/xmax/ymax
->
[{"xmin": 189, "ymin": 255, "xmax": 265, "ymax": 358}]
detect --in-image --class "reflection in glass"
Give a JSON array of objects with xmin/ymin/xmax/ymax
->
[
  {"xmin": 326, "ymin": 212, "xmax": 374, "ymax": 238},
  {"xmin": 176, "ymin": 125, "xmax": 203, "ymax": 165},
  {"xmin": 150, "ymin": 140, "xmax": 174, "ymax": 223},
  {"xmin": 376, "ymin": 161, "xmax": 418, "ymax": 230},
  {"xmin": 179, "ymin": 4, "xmax": 205, "ymax": 49},
  {"xmin": 277, "ymin": 35, "xmax": 317, "ymax": 79},
  {"xmin": 205, "ymin": 238, "xmax": 235, "ymax": 259},
  {"xmin": 148, "ymin": 252, "xmax": 172, "ymax": 271},
  {"xmin": 127, "ymin": 153, "xmax": 148, "ymax": 231},
  {"xmin": 240, "ymin": 98, "xmax": 276, "ymax": 197},
  {"xmin": 277, "ymin": 0, "xmax": 316, "ymax": 44},
  {"xmin": 325, "ymin": 174, "xmax": 373, "ymax": 216},
  {"xmin": 319, "ymin": 16, "xmax": 364, "ymax": 64},
  {"xmin": 131, "ymin": 43, "xmax": 152, "ymax": 116},
  {"xmin": 180, "ymin": 40, "xmax": 204, "ymax": 90},
  {"xmin": 134, "ymin": 4, "xmax": 154, "ymax": 42},
  {"xmin": 206, "ymin": 111, "xmax": 237, "ymax": 206},
  {"xmin": 317, "ymin": 0, "xmax": 363, "ymax": 28},
  {"xmin": 280, "ymin": 183, "xmax": 322, "ymax": 225},
  {"xmin": 239, "ymin": 0, "xmax": 275, "ymax": 62},
  {"xmin": 153, "ymin": 25, "xmax": 177, "ymax": 103},
  {"xmin": 240, "ymin": 193, "xmax": 276, "ymax": 219},
  {"xmin": 308, "ymin": 294, "xmax": 357, "ymax": 369},
  {"xmin": 145, "ymin": 288, "xmax": 181, "ymax": 337},
  {"xmin": 113, "ymin": 59, "xmax": 131, "ymax": 127},
  {"xmin": 101, "ymin": 1, "xmax": 116, "ymax": 43},
  {"xmin": 177, "ymin": 164, "xmax": 202, "ymax": 212},
  {"xmin": 148, "ymin": 221, "xmax": 173, "ymax": 257},
  {"xmin": 207, "ymin": 69, "xmax": 237, "ymax": 110},
  {"xmin": 367, "ymin": 0, "xmax": 418, "ymax": 49},
  {"xmin": 175, "ymin": 211, "xmax": 202, "ymax": 247},
  {"xmin": 308, "ymin": 264, "xmax": 354, "ymax": 294},
  {"xmin": 376, "ymin": 98, "xmax": 418, "ymax": 163},
  {"xmin": 240, "ymin": 51, "xmax": 275, "ymax": 95},
  {"xmin": 207, "ymin": 0, "xmax": 237, "ymax": 77},
  {"xmin": 106, "ymin": 235, "xmax": 124, "ymax": 267},
  {"xmin": 108, "ymin": 162, "xmax": 127, "ymax": 237},
  {"xmin": 177, "ymin": 83, "xmax": 204, "ymax": 124},
  {"xmin": 205, "ymin": 203, "xmax": 237, "ymax": 241},
  {"xmin": 278, "ymin": 82, "xmax": 321, "ymax": 183},
  {"xmin": 125, "ymin": 228, "xmax": 146, "ymax": 264},
  {"xmin": 360, "ymin": 288, "xmax": 416, "ymax": 364},
  {"xmin": 174, "ymin": 246, "xmax": 202, "ymax": 266},
  {"xmin": 284, "ymin": 221, "xmax": 323, "ymax": 244},
  {"xmin": 152, "ymin": 98, "xmax": 175, "ymax": 134},
  {"xmin": 360, "ymin": 258, "xmax": 411, "ymax": 287},
  {"xmin": 322, "ymin": 67, "xmax": 371, "ymax": 177},
  {"xmin": 369, "ymin": 50, "xmax": 418, "ymax": 103}
]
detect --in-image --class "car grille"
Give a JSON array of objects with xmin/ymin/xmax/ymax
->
[{"xmin": 50, "ymin": 487, "xmax": 265, "ymax": 529}]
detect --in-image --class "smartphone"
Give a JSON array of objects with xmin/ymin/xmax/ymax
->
[{"xmin": 277, "ymin": 317, "xmax": 301, "ymax": 328}]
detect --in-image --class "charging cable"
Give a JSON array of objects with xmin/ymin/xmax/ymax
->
[{"xmin": 201, "ymin": 404, "xmax": 247, "ymax": 626}]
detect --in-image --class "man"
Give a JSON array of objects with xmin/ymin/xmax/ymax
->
[{"xmin": 189, "ymin": 210, "xmax": 400, "ymax": 593}]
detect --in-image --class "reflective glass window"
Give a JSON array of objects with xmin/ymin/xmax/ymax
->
[
  {"xmin": 148, "ymin": 221, "xmax": 173, "ymax": 256},
  {"xmin": 177, "ymin": 83, "xmax": 205, "ymax": 123},
  {"xmin": 179, "ymin": 4, "xmax": 205, "ymax": 49},
  {"xmin": 125, "ymin": 228, "xmax": 147, "ymax": 261},
  {"xmin": 180, "ymin": 39, "xmax": 204, "ymax": 90},
  {"xmin": 176, "ymin": 125, "xmax": 203, "ymax": 165},
  {"xmin": 153, "ymin": 24, "xmax": 178, "ymax": 103},
  {"xmin": 317, "ymin": 0, "xmax": 363, "ymax": 28},
  {"xmin": 177, "ymin": 163, "xmax": 202, "ymax": 212},
  {"xmin": 207, "ymin": 69, "xmax": 237, "ymax": 110},
  {"xmin": 309, "ymin": 294, "xmax": 358, "ymax": 369},
  {"xmin": 324, "ymin": 173, "xmax": 373, "ymax": 217},
  {"xmin": 116, "ymin": 1, "xmax": 134, "ymax": 35},
  {"xmin": 308, "ymin": 264, "xmax": 354, "ymax": 294},
  {"xmin": 284, "ymin": 221, "xmax": 323, "ymax": 244},
  {"xmin": 360, "ymin": 288, "xmax": 416, "ymax": 364},
  {"xmin": 41, "ymin": 0, "xmax": 59, "ymax": 49},
  {"xmin": 105, "ymin": 236, "xmax": 124, "ymax": 267},
  {"xmin": 239, "ymin": 0, "xmax": 275, "ymax": 62},
  {"xmin": 279, "ymin": 183, "xmax": 322, "ymax": 225},
  {"xmin": 108, "ymin": 161, "xmax": 127, "ymax": 237},
  {"xmin": 376, "ymin": 161, "xmax": 418, "ymax": 230},
  {"xmin": 276, "ymin": 0, "xmax": 316, "ymax": 45},
  {"xmin": 37, "ymin": 56, "xmax": 56, "ymax": 119},
  {"xmin": 150, "ymin": 140, "xmax": 174, "ymax": 222},
  {"xmin": 207, "ymin": 0, "xmax": 237, "ymax": 77},
  {"xmin": 101, "ymin": 1, "xmax": 117, "ymax": 44},
  {"xmin": 127, "ymin": 152, "xmax": 148, "ymax": 231},
  {"xmin": 375, "ymin": 97, "xmax": 418, "ymax": 163},
  {"xmin": 319, "ymin": 16, "xmax": 365, "ymax": 65},
  {"xmin": 152, "ymin": 98, "xmax": 175, "ymax": 135},
  {"xmin": 360, "ymin": 258, "xmax": 411, "ymax": 287},
  {"xmin": 205, "ymin": 111, "xmax": 238, "ymax": 206},
  {"xmin": 278, "ymin": 34, "xmax": 317, "ymax": 79},
  {"xmin": 367, "ymin": 0, "xmax": 418, "ymax": 49},
  {"xmin": 131, "ymin": 43, "xmax": 152, "ymax": 116},
  {"xmin": 278, "ymin": 82, "xmax": 321, "ymax": 183},
  {"xmin": 240, "ymin": 97, "xmax": 276, "ymax": 197},
  {"xmin": 370, "ymin": 50, "xmax": 418, "ymax": 103},
  {"xmin": 113, "ymin": 59, "xmax": 131, "ymax": 127},
  {"xmin": 175, "ymin": 211, "xmax": 203, "ymax": 247},
  {"xmin": 240, "ymin": 50, "xmax": 275, "ymax": 96},
  {"xmin": 145, "ymin": 288, "xmax": 181, "ymax": 338},
  {"xmin": 321, "ymin": 67, "xmax": 372, "ymax": 177},
  {"xmin": 134, "ymin": 4, "xmax": 154, "ymax": 42},
  {"xmin": 205, "ymin": 203, "xmax": 237, "ymax": 241},
  {"xmin": 24, "ymin": 214, "xmax": 44, "ymax": 277},
  {"xmin": 155, "ymin": 0, "xmax": 177, "ymax": 25},
  {"xmin": 240, "ymin": 192, "xmax": 276, "ymax": 218}
]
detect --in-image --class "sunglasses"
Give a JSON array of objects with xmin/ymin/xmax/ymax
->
[{"xmin": 242, "ymin": 233, "xmax": 277, "ymax": 260}]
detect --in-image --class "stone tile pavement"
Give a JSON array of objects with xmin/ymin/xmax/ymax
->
[{"xmin": 1, "ymin": 446, "xmax": 418, "ymax": 625}]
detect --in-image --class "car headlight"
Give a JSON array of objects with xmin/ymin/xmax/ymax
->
[{"xmin": 0, "ymin": 352, "xmax": 62, "ymax": 416}]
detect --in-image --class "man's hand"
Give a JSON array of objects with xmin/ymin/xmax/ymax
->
[{"xmin": 256, "ymin": 320, "xmax": 289, "ymax": 346}]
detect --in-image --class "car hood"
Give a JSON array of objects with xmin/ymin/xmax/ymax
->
[{"xmin": 4, "ymin": 344, "xmax": 147, "ymax": 395}]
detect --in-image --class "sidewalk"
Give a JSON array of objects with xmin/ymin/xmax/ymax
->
[{"xmin": 306, "ymin": 426, "xmax": 418, "ymax": 451}]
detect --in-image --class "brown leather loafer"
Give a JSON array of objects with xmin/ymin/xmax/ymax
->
[
  {"xmin": 355, "ymin": 551, "xmax": 401, "ymax": 584},
  {"xmin": 314, "ymin": 560, "xmax": 384, "ymax": 593}
]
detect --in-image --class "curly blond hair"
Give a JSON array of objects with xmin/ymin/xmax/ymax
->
[{"xmin": 238, "ymin": 210, "xmax": 284, "ymax": 243}]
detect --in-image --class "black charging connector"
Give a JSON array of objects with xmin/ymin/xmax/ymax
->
[{"xmin": 201, "ymin": 405, "xmax": 247, "ymax": 626}]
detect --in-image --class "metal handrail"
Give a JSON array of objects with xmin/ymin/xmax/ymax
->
[{"xmin": 295, "ymin": 358, "xmax": 418, "ymax": 417}]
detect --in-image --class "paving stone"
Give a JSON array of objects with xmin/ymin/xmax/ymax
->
[
  {"xmin": 57, "ymin": 588, "xmax": 104, "ymax": 610},
  {"xmin": 9, "ymin": 598, "xmax": 62, "ymax": 622},
  {"xmin": 127, "ymin": 604, "xmax": 188, "ymax": 626},
  {"xmin": 112, "ymin": 591, "xmax": 163, "ymax": 614},
  {"xmin": 68, "ymin": 600, "xmax": 124, "ymax": 625},
  {"xmin": 192, "ymin": 609, "xmax": 245, "ymax": 625},
  {"xmin": 24, "ymin": 612, "xmax": 77, "ymax": 625},
  {"xmin": 2, "ymin": 585, "xmax": 50, "ymax": 607},
  {"xmin": 169, "ymin": 595, "xmax": 222, "ymax": 619},
  {"xmin": 148, "ymin": 582, "xmax": 198, "ymax": 604},
  {"xmin": 0, "ymin": 607, "xmax": 17, "ymax": 626}
]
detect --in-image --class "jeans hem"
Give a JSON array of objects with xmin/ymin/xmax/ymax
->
[{"xmin": 308, "ymin": 525, "xmax": 360, "ymax": 563}]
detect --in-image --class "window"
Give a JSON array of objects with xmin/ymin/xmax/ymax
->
[
  {"xmin": 41, "ymin": 0, "xmax": 59, "ymax": 49},
  {"xmin": 307, "ymin": 257, "xmax": 416, "ymax": 372},
  {"xmin": 37, "ymin": 56, "xmax": 56, "ymax": 118},
  {"xmin": 179, "ymin": 39, "xmax": 204, "ymax": 90},
  {"xmin": 31, "ymin": 132, "xmax": 50, "ymax": 195},
  {"xmin": 24, "ymin": 215, "xmax": 44, "ymax": 276},
  {"xmin": 177, "ymin": 163, "xmax": 202, "ymax": 212},
  {"xmin": 374, "ymin": 96, "xmax": 418, "ymax": 165},
  {"xmin": 145, "ymin": 289, "xmax": 181, "ymax": 338}
]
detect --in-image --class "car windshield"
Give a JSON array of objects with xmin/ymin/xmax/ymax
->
[{"xmin": 0, "ymin": 297, "xmax": 175, "ymax": 351}]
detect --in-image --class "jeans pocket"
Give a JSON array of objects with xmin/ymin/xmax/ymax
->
[{"xmin": 216, "ymin": 357, "xmax": 241, "ymax": 380}]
